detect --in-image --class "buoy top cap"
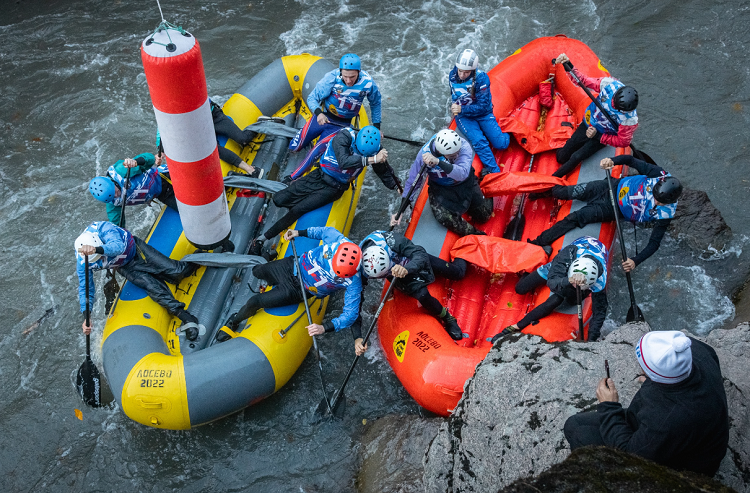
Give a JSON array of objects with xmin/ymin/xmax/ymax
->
[{"xmin": 142, "ymin": 27, "xmax": 195, "ymax": 58}]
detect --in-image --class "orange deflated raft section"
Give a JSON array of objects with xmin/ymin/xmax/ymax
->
[{"xmin": 378, "ymin": 36, "xmax": 624, "ymax": 416}]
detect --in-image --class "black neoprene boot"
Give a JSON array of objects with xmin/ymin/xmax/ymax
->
[{"xmin": 439, "ymin": 308, "xmax": 463, "ymax": 341}]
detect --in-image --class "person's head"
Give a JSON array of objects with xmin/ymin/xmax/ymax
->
[
  {"xmin": 652, "ymin": 176, "xmax": 682, "ymax": 205},
  {"xmin": 339, "ymin": 54, "xmax": 361, "ymax": 86},
  {"xmin": 89, "ymin": 177, "xmax": 117, "ymax": 204},
  {"xmin": 635, "ymin": 331, "xmax": 693, "ymax": 384},
  {"xmin": 361, "ymin": 244, "xmax": 390, "ymax": 278},
  {"xmin": 613, "ymin": 86, "xmax": 638, "ymax": 112},
  {"xmin": 568, "ymin": 255, "xmax": 599, "ymax": 289},
  {"xmin": 355, "ymin": 125, "xmax": 381, "ymax": 157},
  {"xmin": 455, "ymin": 49, "xmax": 478, "ymax": 81},
  {"xmin": 75, "ymin": 229, "xmax": 103, "ymax": 262},
  {"xmin": 430, "ymin": 129, "xmax": 463, "ymax": 160},
  {"xmin": 333, "ymin": 242, "xmax": 362, "ymax": 278}
]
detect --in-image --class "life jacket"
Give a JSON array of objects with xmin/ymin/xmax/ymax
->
[
  {"xmin": 323, "ymin": 70, "xmax": 376, "ymax": 120},
  {"xmin": 421, "ymin": 136, "xmax": 464, "ymax": 187},
  {"xmin": 584, "ymin": 78, "xmax": 638, "ymax": 135},
  {"xmin": 537, "ymin": 236, "xmax": 608, "ymax": 293},
  {"xmin": 107, "ymin": 166, "xmax": 163, "ymax": 206},
  {"xmin": 299, "ymin": 237, "xmax": 359, "ymax": 297},
  {"xmin": 617, "ymin": 174, "xmax": 677, "ymax": 223},
  {"xmin": 76, "ymin": 221, "xmax": 136, "ymax": 270},
  {"xmin": 319, "ymin": 128, "xmax": 363, "ymax": 184}
]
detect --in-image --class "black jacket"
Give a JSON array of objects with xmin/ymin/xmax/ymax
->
[
  {"xmin": 597, "ymin": 338, "xmax": 729, "ymax": 476},
  {"xmin": 331, "ymin": 130, "xmax": 398, "ymax": 190}
]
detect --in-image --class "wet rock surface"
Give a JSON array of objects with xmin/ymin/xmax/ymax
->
[
  {"xmin": 670, "ymin": 188, "xmax": 732, "ymax": 253},
  {"xmin": 420, "ymin": 322, "xmax": 750, "ymax": 493}
]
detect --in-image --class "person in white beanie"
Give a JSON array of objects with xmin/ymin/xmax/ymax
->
[{"xmin": 563, "ymin": 330, "xmax": 729, "ymax": 476}]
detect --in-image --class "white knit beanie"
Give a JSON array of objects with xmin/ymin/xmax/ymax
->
[{"xmin": 635, "ymin": 331, "xmax": 693, "ymax": 384}]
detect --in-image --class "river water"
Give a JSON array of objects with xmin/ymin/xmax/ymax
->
[{"xmin": 2, "ymin": 0, "xmax": 749, "ymax": 491}]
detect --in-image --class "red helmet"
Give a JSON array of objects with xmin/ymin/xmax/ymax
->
[{"xmin": 333, "ymin": 242, "xmax": 361, "ymax": 278}]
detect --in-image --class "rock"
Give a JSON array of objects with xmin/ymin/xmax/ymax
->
[
  {"xmin": 498, "ymin": 446, "xmax": 736, "ymax": 493},
  {"xmin": 423, "ymin": 322, "xmax": 750, "ymax": 493},
  {"xmin": 670, "ymin": 188, "xmax": 732, "ymax": 252},
  {"xmin": 357, "ymin": 415, "xmax": 441, "ymax": 493}
]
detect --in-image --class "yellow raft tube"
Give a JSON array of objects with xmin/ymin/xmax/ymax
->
[{"xmin": 102, "ymin": 55, "xmax": 368, "ymax": 429}]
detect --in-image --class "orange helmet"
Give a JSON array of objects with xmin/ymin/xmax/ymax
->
[{"xmin": 333, "ymin": 242, "xmax": 361, "ymax": 278}]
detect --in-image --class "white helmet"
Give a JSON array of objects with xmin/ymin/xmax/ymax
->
[
  {"xmin": 75, "ymin": 230, "xmax": 103, "ymax": 263},
  {"xmin": 433, "ymin": 129, "xmax": 462, "ymax": 156},
  {"xmin": 568, "ymin": 255, "xmax": 599, "ymax": 289},
  {"xmin": 362, "ymin": 245, "xmax": 391, "ymax": 278},
  {"xmin": 455, "ymin": 49, "xmax": 479, "ymax": 71}
]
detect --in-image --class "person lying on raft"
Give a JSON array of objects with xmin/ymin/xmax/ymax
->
[
  {"xmin": 564, "ymin": 331, "xmax": 729, "ymax": 477},
  {"xmin": 155, "ymin": 99, "xmax": 263, "ymax": 177},
  {"xmin": 249, "ymin": 125, "xmax": 396, "ymax": 257},
  {"xmin": 88, "ymin": 152, "xmax": 176, "ymax": 227},
  {"xmin": 449, "ymin": 48, "xmax": 509, "ymax": 175},
  {"xmin": 359, "ymin": 230, "xmax": 468, "ymax": 341},
  {"xmin": 220, "ymin": 227, "xmax": 368, "ymax": 355},
  {"xmin": 492, "ymin": 236, "xmax": 608, "ymax": 343},
  {"xmin": 529, "ymin": 155, "xmax": 682, "ymax": 272},
  {"xmin": 289, "ymin": 53, "xmax": 382, "ymax": 152},
  {"xmin": 551, "ymin": 52, "xmax": 639, "ymax": 178},
  {"xmin": 396, "ymin": 129, "xmax": 491, "ymax": 237},
  {"xmin": 75, "ymin": 221, "xmax": 200, "ymax": 340}
]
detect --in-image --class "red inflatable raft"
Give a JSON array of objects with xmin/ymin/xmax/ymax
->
[{"xmin": 378, "ymin": 35, "xmax": 631, "ymax": 416}]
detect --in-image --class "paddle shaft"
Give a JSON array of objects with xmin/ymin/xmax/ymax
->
[
  {"xmin": 604, "ymin": 168, "xmax": 643, "ymax": 321},
  {"xmin": 84, "ymin": 255, "xmax": 91, "ymax": 359},
  {"xmin": 504, "ymin": 154, "xmax": 535, "ymax": 240},
  {"xmin": 391, "ymin": 161, "xmax": 429, "ymax": 232},
  {"xmin": 560, "ymin": 61, "xmax": 620, "ymax": 132},
  {"xmin": 290, "ymin": 238, "xmax": 332, "ymax": 413},
  {"xmin": 325, "ymin": 119, "xmax": 422, "ymax": 147},
  {"xmin": 576, "ymin": 285, "xmax": 584, "ymax": 341},
  {"xmin": 329, "ymin": 279, "xmax": 398, "ymax": 413},
  {"xmin": 119, "ymin": 167, "xmax": 131, "ymax": 227}
]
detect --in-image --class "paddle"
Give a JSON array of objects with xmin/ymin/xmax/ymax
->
[
  {"xmin": 392, "ymin": 160, "xmax": 429, "ymax": 231},
  {"xmin": 103, "ymin": 167, "xmax": 131, "ymax": 313},
  {"xmin": 604, "ymin": 168, "xmax": 645, "ymax": 323},
  {"xmin": 325, "ymin": 119, "xmax": 423, "ymax": 146},
  {"xmin": 576, "ymin": 285, "xmax": 584, "ymax": 341},
  {"xmin": 323, "ymin": 279, "xmax": 398, "ymax": 418},
  {"xmin": 503, "ymin": 154, "xmax": 535, "ymax": 240},
  {"xmin": 290, "ymin": 237, "xmax": 332, "ymax": 414},
  {"xmin": 76, "ymin": 255, "xmax": 103, "ymax": 408}
]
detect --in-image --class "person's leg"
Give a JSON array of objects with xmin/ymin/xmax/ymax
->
[
  {"xmin": 530, "ymin": 203, "xmax": 611, "ymax": 247},
  {"xmin": 132, "ymin": 238, "xmax": 196, "ymax": 284},
  {"xmin": 213, "ymin": 111, "xmax": 255, "ymax": 146},
  {"xmin": 466, "ymin": 178, "xmax": 493, "ymax": 224},
  {"xmin": 515, "ymin": 270, "xmax": 546, "ymax": 295},
  {"xmin": 400, "ymin": 279, "xmax": 463, "ymax": 340},
  {"xmin": 156, "ymin": 179, "xmax": 179, "ymax": 212},
  {"xmin": 455, "ymin": 115, "xmax": 498, "ymax": 173},
  {"xmin": 118, "ymin": 258, "xmax": 186, "ymax": 318},
  {"xmin": 264, "ymin": 184, "xmax": 345, "ymax": 240},
  {"xmin": 564, "ymin": 411, "xmax": 606, "ymax": 450},
  {"xmin": 556, "ymin": 122, "xmax": 589, "ymax": 165},
  {"xmin": 476, "ymin": 113, "xmax": 510, "ymax": 153},
  {"xmin": 429, "ymin": 254, "xmax": 468, "ymax": 280},
  {"xmin": 288, "ymin": 116, "xmax": 341, "ymax": 152},
  {"xmin": 430, "ymin": 200, "xmax": 484, "ymax": 237},
  {"xmin": 553, "ymin": 130, "xmax": 606, "ymax": 178},
  {"xmin": 516, "ymin": 293, "xmax": 565, "ymax": 329}
]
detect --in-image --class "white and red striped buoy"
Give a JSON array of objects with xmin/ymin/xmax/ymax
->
[{"xmin": 140, "ymin": 25, "xmax": 230, "ymax": 249}]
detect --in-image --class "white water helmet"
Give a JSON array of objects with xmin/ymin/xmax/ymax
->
[
  {"xmin": 455, "ymin": 49, "xmax": 479, "ymax": 71},
  {"xmin": 433, "ymin": 129, "xmax": 462, "ymax": 156},
  {"xmin": 75, "ymin": 230, "xmax": 104, "ymax": 263},
  {"xmin": 362, "ymin": 245, "xmax": 391, "ymax": 278},
  {"xmin": 568, "ymin": 255, "xmax": 599, "ymax": 289}
]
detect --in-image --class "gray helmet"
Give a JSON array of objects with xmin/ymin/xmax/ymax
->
[{"xmin": 455, "ymin": 49, "xmax": 478, "ymax": 71}]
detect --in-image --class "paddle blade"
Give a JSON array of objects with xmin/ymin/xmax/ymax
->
[
  {"xmin": 329, "ymin": 391, "xmax": 347, "ymax": 419},
  {"xmin": 626, "ymin": 304, "xmax": 646, "ymax": 323},
  {"xmin": 503, "ymin": 216, "xmax": 525, "ymax": 241},
  {"xmin": 76, "ymin": 358, "xmax": 102, "ymax": 408},
  {"xmin": 103, "ymin": 273, "xmax": 120, "ymax": 314}
]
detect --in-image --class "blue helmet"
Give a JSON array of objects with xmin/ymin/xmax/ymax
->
[
  {"xmin": 89, "ymin": 177, "xmax": 117, "ymax": 203},
  {"xmin": 355, "ymin": 126, "xmax": 381, "ymax": 157},
  {"xmin": 339, "ymin": 53, "xmax": 361, "ymax": 71}
]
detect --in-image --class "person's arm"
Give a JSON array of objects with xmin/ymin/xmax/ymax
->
[
  {"xmin": 76, "ymin": 255, "xmax": 96, "ymax": 314},
  {"xmin": 392, "ymin": 234, "xmax": 430, "ymax": 275},
  {"xmin": 105, "ymin": 202, "xmax": 122, "ymax": 226},
  {"xmin": 459, "ymin": 72, "xmax": 493, "ymax": 118},
  {"xmin": 371, "ymin": 161, "xmax": 398, "ymax": 190},
  {"xmin": 598, "ymin": 394, "xmax": 669, "ymax": 462},
  {"xmin": 112, "ymin": 153, "xmax": 155, "ymax": 178},
  {"xmin": 588, "ymin": 290, "xmax": 608, "ymax": 340},
  {"xmin": 546, "ymin": 245, "xmax": 577, "ymax": 294},
  {"xmin": 306, "ymin": 71, "xmax": 336, "ymax": 116},
  {"xmin": 366, "ymin": 76, "xmax": 382, "ymax": 127},
  {"xmin": 302, "ymin": 226, "xmax": 346, "ymax": 245},
  {"xmin": 323, "ymin": 275, "xmax": 363, "ymax": 332},
  {"xmin": 600, "ymin": 122, "xmax": 637, "ymax": 148},
  {"xmin": 568, "ymin": 67, "xmax": 605, "ymax": 92},
  {"xmin": 630, "ymin": 219, "xmax": 670, "ymax": 266},
  {"xmin": 332, "ymin": 130, "xmax": 368, "ymax": 170},
  {"xmin": 441, "ymin": 140, "xmax": 474, "ymax": 183},
  {"xmin": 218, "ymin": 146, "xmax": 243, "ymax": 168},
  {"xmin": 611, "ymin": 155, "xmax": 667, "ymax": 178},
  {"xmin": 98, "ymin": 223, "xmax": 127, "ymax": 257}
]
